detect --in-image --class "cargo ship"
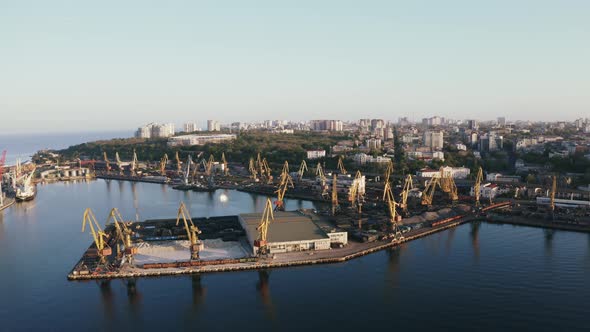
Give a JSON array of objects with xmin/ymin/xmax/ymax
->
[{"xmin": 15, "ymin": 167, "xmax": 37, "ymax": 202}]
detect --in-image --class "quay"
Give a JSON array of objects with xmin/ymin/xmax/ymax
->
[{"xmin": 68, "ymin": 203, "xmax": 510, "ymax": 281}]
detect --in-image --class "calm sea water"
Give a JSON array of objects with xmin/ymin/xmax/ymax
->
[
  {"xmin": 1, "ymin": 180, "xmax": 589, "ymax": 332},
  {"xmin": 0, "ymin": 131, "xmax": 131, "ymax": 165}
]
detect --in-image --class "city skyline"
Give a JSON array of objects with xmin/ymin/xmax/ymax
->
[{"xmin": 2, "ymin": 0, "xmax": 590, "ymax": 134}]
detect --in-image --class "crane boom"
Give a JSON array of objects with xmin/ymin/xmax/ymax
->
[
  {"xmin": 474, "ymin": 167, "xmax": 483, "ymax": 207},
  {"xmin": 255, "ymin": 198, "xmax": 274, "ymax": 255},
  {"xmin": 160, "ymin": 153, "xmax": 168, "ymax": 176},
  {"xmin": 103, "ymin": 152, "xmax": 111, "ymax": 174},
  {"xmin": 337, "ymin": 156, "xmax": 347, "ymax": 175},
  {"xmin": 176, "ymin": 202, "xmax": 202, "ymax": 260},
  {"xmin": 115, "ymin": 152, "xmax": 123, "ymax": 175},
  {"xmin": 400, "ymin": 174, "xmax": 413, "ymax": 213},
  {"xmin": 332, "ymin": 174, "xmax": 339, "ymax": 215},
  {"xmin": 82, "ymin": 208, "xmax": 112, "ymax": 262},
  {"xmin": 297, "ymin": 160, "xmax": 308, "ymax": 181},
  {"xmin": 221, "ymin": 152, "xmax": 229, "ymax": 175},
  {"xmin": 421, "ymin": 177, "xmax": 439, "ymax": 206},
  {"xmin": 175, "ymin": 151, "xmax": 182, "ymax": 173},
  {"xmin": 106, "ymin": 208, "xmax": 137, "ymax": 261}
]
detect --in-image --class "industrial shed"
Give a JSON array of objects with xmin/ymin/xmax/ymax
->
[{"xmin": 239, "ymin": 211, "xmax": 347, "ymax": 254}]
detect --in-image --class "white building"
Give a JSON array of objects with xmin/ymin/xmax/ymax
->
[
  {"xmin": 183, "ymin": 122, "xmax": 199, "ymax": 133},
  {"xmin": 353, "ymin": 153, "xmax": 390, "ymax": 165},
  {"xmin": 366, "ymin": 138, "xmax": 382, "ymax": 150},
  {"xmin": 168, "ymin": 134, "xmax": 237, "ymax": 147},
  {"xmin": 423, "ymin": 130, "xmax": 444, "ymax": 150},
  {"xmin": 207, "ymin": 120, "xmax": 221, "ymax": 131},
  {"xmin": 417, "ymin": 166, "xmax": 470, "ymax": 179},
  {"xmin": 306, "ymin": 150, "xmax": 326, "ymax": 159},
  {"xmin": 310, "ymin": 120, "xmax": 343, "ymax": 132},
  {"xmin": 135, "ymin": 123, "xmax": 175, "ymax": 139}
]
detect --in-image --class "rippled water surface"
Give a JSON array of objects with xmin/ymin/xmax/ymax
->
[{"xmin": 1, "ymin": 180, "xmax": 589, "ymax": 331}]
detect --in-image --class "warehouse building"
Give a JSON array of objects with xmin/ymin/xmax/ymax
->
[{"xmin": 238, "ymin": 211, "xmax": 348, "ymax": 255}]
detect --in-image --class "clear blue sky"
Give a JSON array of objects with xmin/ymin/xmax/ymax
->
[{"xmin": 1, "ymin": 0, "xmax": 589, "ymax": 133}]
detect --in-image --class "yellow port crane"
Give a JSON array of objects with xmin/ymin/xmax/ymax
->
[
  {"xmin": 316, "ymin": 162, "xmax": 328, "ymax": 198},
  {"xmin": 254, "ymin": 198, "xmax": 274, "ymax": 256},
  {"xmin": 400, "ymin": 175, "xmax": 413, "ymax": 214},
  {"xmin": 384, "ymin": 159, "xmax": 393, "ymax": 184},
  {"xmin": 421, "ymin": 176, "xmax": 440, "ymax": 207},
  {"xmin": 439, "ymin": 167, "xmax": 458, "ymax": 203},
  {"xmin": 550, "ymin": 175, "xmax": 557, "ymax": 213},
  {"xmin": 384, "ymin": 181, "xmax": 402, "ymax": 236},
  {"xmin": 274, "ymin": 163, "xmax": 294, "ymax": 211},
  {"xmin": 130, "ymin": 149, "xmax": 138, "ymax": 177},
  {"xmin": 103, "ymin": 152, "xmax": 111, "ymax": 174},
  {"xmin": 115, "ymin": 152, "xmax": 123, "ymax": 175},
  {"xmin": 105, "ymin": 208, "xmax": 137, "ymax": 263},
  {"xmin": 337, "ymin": 156, "xmax": 347, "ymax": 175},
  {"xmin": 176, "ymin": 202, "xmax": 202, "ymax": 260},
  {"xmin": 160, "ymin": 153, "xmax": 169, "ymax": 176},
  {"xmin": 474, "ymin": 167, "xmax": 483, "ymax": 207},
  {"xmin": 82, "ymin": 208, "xmax": 112, "ymax": 264},
  {"xmin": 297, "ymin": 160, "xmax": 308, "ymax": 181},
  {"xmin": 249, "ymin": 157, "xmax": 258, "ymax": 180},
  {"xmin": 349, "ymin": 170, "xmax": 364, "ymax": 214},
  {"xmin": 332, "ymin": 174, "xmax": 339, "ymax": 215},
  {"xmin": 262, "ymin": 158, "xmax": 273, "ymax": 184},
  {"xmin": 221, "ymin": 152, "xmax": 229, "ymax": 176},
  {"xmin": 175, "ymin": 151, "xmax": 182, "ymax": 174}
]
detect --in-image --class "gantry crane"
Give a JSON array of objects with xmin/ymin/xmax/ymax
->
[
  {"xmin": 316, "ymin": 162, "xmax": 328, "ymax": 198},
  {"xmin": 249, "ymin": 157, "xmax": 258, "ymax": 180},
  {"xmin": 205, "ymin": 155, "xmax": 215, "ymax": 187},
  {"xmin": 221, "ymin": 152, "xmax": 229, "ymax": 176},
  {"xmin": 115, "ymin": 152, "xmax": 123, "ymax": 175},
  {"xmin": 103, "ymin": 152, "xmax": 111, "ymax": 174},
  {"xmin": 130, "ymin": 149, "xmax": 138, "ymax": 177},
  {"xmin": 332, "ymin": 174, "xmax": 339, "ymax": 216},
  {"xmin": 421, "ymin": 176, "xmax": 440, "ymax": 207},
  {"xmin": 82, "ymin": 208, "xmax": 112, "ymax": 264},
  {"xmin": 297, "ymin": 160, "xmax": 308, "ymax": 181},
  {"xmin": 400, "ymin": 174, "xmax": 413, "ymax": 214},
  {"xmin": 274, "ymin": 163, "xmax": 294, "ymax": 211},
  {"xmin": 349, "ymin": 171, "xmax": 364, "ymax": 214},
  {"xmin": 384, "ymin": 181, "xmax": 402, "ymax": 237},
  {"xmin": 160, "ymin": 153, "xmax": 169, "ymax": 176},
  {"xmin": 176, "ymin": 202, "xmax": 202, "ymax": 260},
  {"xmin": 439, "ymin": 167, "xmax": 458, "ymax": 204},
  {"xmin": 175, "ymin": 151, "xmax": 182, "ymax": 174},
  {"xmin": 474, "ymin": 167, "xmax": 483, "ymax": 207},
  {"xmin": 254, "ymin": 198, "xmax": 274, "ymax": 256},
  {"xmin": 337, "ymin": 156, "xmax": 347, "ymax": 175},
  {"xmin": 262, "ymin": 158, "xmax": 273, "ymax": 184},
  {"xmin": 105, "ymin": 208, "xmax": 137, "ymax": 264},
  {"xmin": 184, "ymin": 155, "xmax": 192, "ymax": 185},
  {"xmin": 384, "ymin": 159, "xmax": 393, "ymax": 184}
]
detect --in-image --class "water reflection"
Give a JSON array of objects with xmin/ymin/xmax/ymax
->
[
  {"xmin": 131, "ymin": 182, "xmax": 139, "ymax": 221},
  {"xmin": 470, "ymin": 221, "xmax": 481, "ymax": 260},
  {"xmin": 118, "ymin": 180, "xmax": 124, "ymax": 194},
  {"xmin": 544, "ymin": 229, "xmax": 555, "ymax": 257},
  {"xmin": 385, "ymin": 246, "xmax": 403, "ymax": 290},
  {"xmin": 256, "ymin": 270, "xmax": 275, "ymax": 320},
  {"xmin": 98, "ymin": 280, "xmax": 115, "ymax": 320},
  {"xmin": 191, "ymin": 274, "xmax": 206, "ymax": 312},
  {"xmin": 124, "ymin": 278, "xmax": 142, "ymax": 315},
  {"xmin": 445, "ymin": 227, "xmax": 456, "ymax": 255}
]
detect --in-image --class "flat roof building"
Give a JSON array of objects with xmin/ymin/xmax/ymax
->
[{"xmin": 238, "ymin": 211, "xmax": 347, "ymax": 255}]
